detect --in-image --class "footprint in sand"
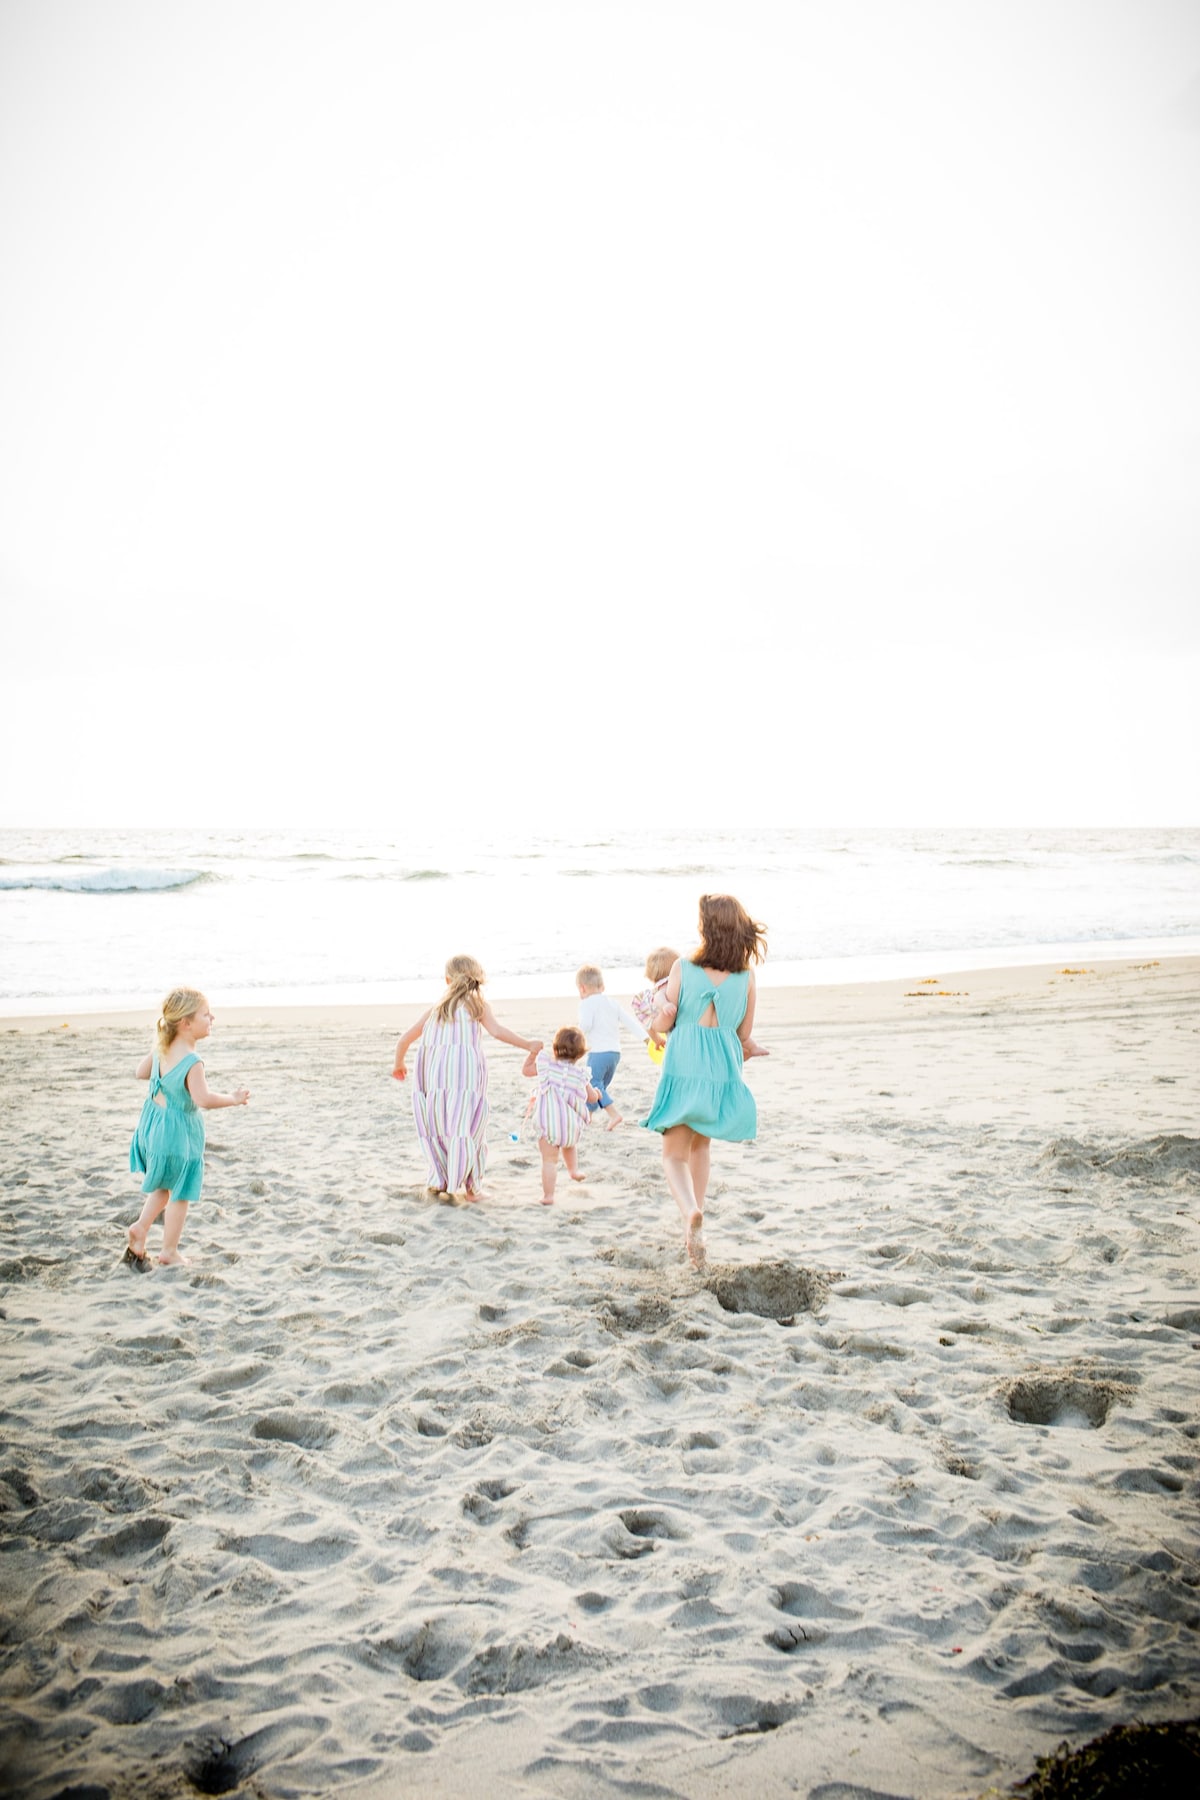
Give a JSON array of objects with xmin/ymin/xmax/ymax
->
[
  {"xmin": 1004, "ymin": 1372, "xmax": 1133, "ymax": 1429},
  {"xmin": 703, "ymin": 1260, "xmax": 833, "ymax": 1323},
  {"xmin": 250, "ymin": 1410, "xmax": 336, "ymax": 1448},
  {"xmin": 184, "ymin": 1717, "xmax": 326, "ymax": 1792}
]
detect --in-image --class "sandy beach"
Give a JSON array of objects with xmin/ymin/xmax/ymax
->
[{"xmin": 1, "ymin": 955, "xmax": 1198, "ymax": 1799}]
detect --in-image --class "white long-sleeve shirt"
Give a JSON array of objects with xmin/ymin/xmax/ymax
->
[{"xmin": 578, "ymin": 992, "xmax": 645, "ymax": 1054}]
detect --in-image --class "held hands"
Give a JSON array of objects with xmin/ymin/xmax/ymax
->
[{"xmin": 521, "ymin": 1047, "xmax": 539, "ymax": 1078}]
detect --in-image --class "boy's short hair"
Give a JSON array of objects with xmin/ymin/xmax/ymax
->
[
  {"xmin": 575, "ymin": 965, "xmax": 604, "ymax": 990},
  {"xmin": 644, "ymin": 946, "xmax": 677, "ymax": 983},
  {"xmin": 553, "ymin": 1026, "xmax": 587, "ymax": 1062}
]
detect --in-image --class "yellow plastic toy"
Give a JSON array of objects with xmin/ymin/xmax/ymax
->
[{"xmin": 646, "ymin": 1037, "xmax": 665, "ymax": 1066}]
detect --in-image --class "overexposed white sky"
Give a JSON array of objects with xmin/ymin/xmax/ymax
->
[{"xmin": 1, "ymin": 0, "xmax": 1197, "ymax": 828}]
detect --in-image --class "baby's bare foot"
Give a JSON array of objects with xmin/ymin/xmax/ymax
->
[
  {"xmin": 569, "ymin": 1172, "xmax": 586, "ymax": 1182},
  {"xmin": 540, "ymin": 1195, "xmax": 555, "ymax": 1205}
]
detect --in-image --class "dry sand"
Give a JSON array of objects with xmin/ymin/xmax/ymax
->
[{"xmin": 1, "ymin": 957, "xmax": 1198, "ymax": 1799}]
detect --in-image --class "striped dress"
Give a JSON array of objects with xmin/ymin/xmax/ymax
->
[
  {"xmin": 412, "ymin": 1006, "xmax": 489, "ymax": 1191},
  {"xmin": 534, "ymin": 1049, "xmax": 592, "ymax": 1148}
]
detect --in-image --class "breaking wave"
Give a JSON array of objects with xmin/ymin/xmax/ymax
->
[{"xmin": 0, "ymin": 868, "xmax": 210, "ymax": 895}]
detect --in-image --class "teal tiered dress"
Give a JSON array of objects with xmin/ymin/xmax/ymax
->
[
  {"xmin": 130, "ymin": 1052, "xmax": 206, "ymax": 1201},
  {"xmin": 640, "ymin": 961, "xmax": 757, "ymax": 1141}
]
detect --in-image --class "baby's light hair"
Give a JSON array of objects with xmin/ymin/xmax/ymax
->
[
  {"xmin": 575, "ymin": 964, "xmax": 604, "ymax": 991},
  {"xmin": 553, "ymin": 1026, "xmax": 587, "ymax": 1063},
  {"xmin": 157, "ymin": 987, "xmax": 205, "ymax": 1053},
  {"xmin": 644, "ymin": 946, "xmax": 678, "ymax": 983},
  {"xmin": 433, "ymin": 954, "xmax": 486, "ymax": 1024}
]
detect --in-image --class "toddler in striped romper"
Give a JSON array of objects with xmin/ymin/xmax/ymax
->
[{"xmin": 522, "ymin": 1027, "xmax": 600, "ymax": 1204}]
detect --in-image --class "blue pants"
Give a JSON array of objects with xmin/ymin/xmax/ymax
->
[{"xmin": 588, "ymin": 1050, "xmax": 620, "ymax": 1112}]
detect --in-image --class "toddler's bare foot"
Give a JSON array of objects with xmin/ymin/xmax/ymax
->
[
  {"xmin": 540, "ymin": 1195, "xmax": 555, "ymax": 1205},
  {"xmin": 685, "ymin": 1209, "xmax": 707, "ymax": 1270},
  {"xmin": 569, "ymin": 1172, "xmax": 586, "ymax": 1182},
  {"xmin": 157, "ymin": 1251, "xmax": 190, "ymax": 1267},
  {"xmin": 604, "ymin": 1111, "xmax": 623, "ymax": 1132}
]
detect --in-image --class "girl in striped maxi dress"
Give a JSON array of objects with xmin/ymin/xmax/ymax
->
[
  {"xmin": 392, "ymin": 956, "xmax": 542, "ymax": 1200},
  {"xmin": 521, "ymin": 1027, "xmax": 600, "ymax": 1204}
]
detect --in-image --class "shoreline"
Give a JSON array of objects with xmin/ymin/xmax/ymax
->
[
  {"xmin": 3, "ymin": 948, "xmax": 1196, "ymax": 1035},
  {"xmin": 2, "ymin": 933, "xmax": 1197, "ymax": 1030}
]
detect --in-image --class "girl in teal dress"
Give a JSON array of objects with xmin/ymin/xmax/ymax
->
[
  {"xmin": 641, "ymin": 895, "xmax": 768, "ymax": 1267},
  {"xmin": 126, "ymin": 988, "xmax": 250, "ymax": 1267}
]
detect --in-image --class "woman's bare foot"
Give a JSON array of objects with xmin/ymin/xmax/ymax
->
[
  {"xmin": 126, "ymin": 1226, "xmax": 148, "ymax": 1259},
  {"xmin": 461, "ymin": 1187, "xmax": 486, "ymax": 1203},
  {"xmin": 685, "ymin": 1208, "xmax": 707, "ymax": 1270},
  {"xmin": 157, "ymin": 1251, "xmax": 190, "ymax": 1267}
]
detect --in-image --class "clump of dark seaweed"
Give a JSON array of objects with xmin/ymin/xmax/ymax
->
[{"xmin": 1005, "ymin": 1716, "xmax": 1200, "ymax": 1798}]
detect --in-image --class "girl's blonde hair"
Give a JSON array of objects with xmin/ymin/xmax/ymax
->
[
  {"xmin": 644, "ymin": 945, "xmax": 678, "ymax": 983},
  {"xmin": 433, "ymin": 954, "xmax": 486, "ymax": 1025},
  {"xmin": 157, "ymin": 987, "xmax": 205, "ymax": 1053}
]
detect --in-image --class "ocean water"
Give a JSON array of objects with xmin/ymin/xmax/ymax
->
[{"xmin": 1, "ymin": 826, "xmax": 1197, "ymax": 1015}]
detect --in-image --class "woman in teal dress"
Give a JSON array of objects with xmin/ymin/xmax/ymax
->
[{"xmin": 641, "ymin": 894, "xmax": 768, "ymax": 1266}]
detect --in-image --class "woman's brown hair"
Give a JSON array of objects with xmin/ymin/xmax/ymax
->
[{"xmin": 692, "ymin": 894, "xmax": 767, "ymax": 973}]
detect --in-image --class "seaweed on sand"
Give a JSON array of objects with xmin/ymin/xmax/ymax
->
[{"xmin": 1004, "ymin": 1718, "xmax": 1200, "ymax": 1798}]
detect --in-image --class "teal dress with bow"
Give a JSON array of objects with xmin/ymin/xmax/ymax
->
[
  {"xmin": 130, "ymin": 1052, "xmax": 206, "ymax": 1201},
  {"xmin": 640, "ymin": 961, "xmax": 757, "ymax": 1141}
]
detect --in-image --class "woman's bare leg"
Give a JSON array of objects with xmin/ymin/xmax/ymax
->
[
  {"xmin": 688, "ymin": 1136, "xmax": 711, "ymax": 1210},
  {"xmin": 662, "ymin": 1126, "xmax": 710, "ymax": 1268},
  {"xmin": 661, "ymin": 1125, "xmax": 697, "ymax": 1221}
]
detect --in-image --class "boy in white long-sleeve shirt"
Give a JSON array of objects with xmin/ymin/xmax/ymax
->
[{"xmin": 576, "ymin": 964, "xmax": 647, "ymax": 1130}]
